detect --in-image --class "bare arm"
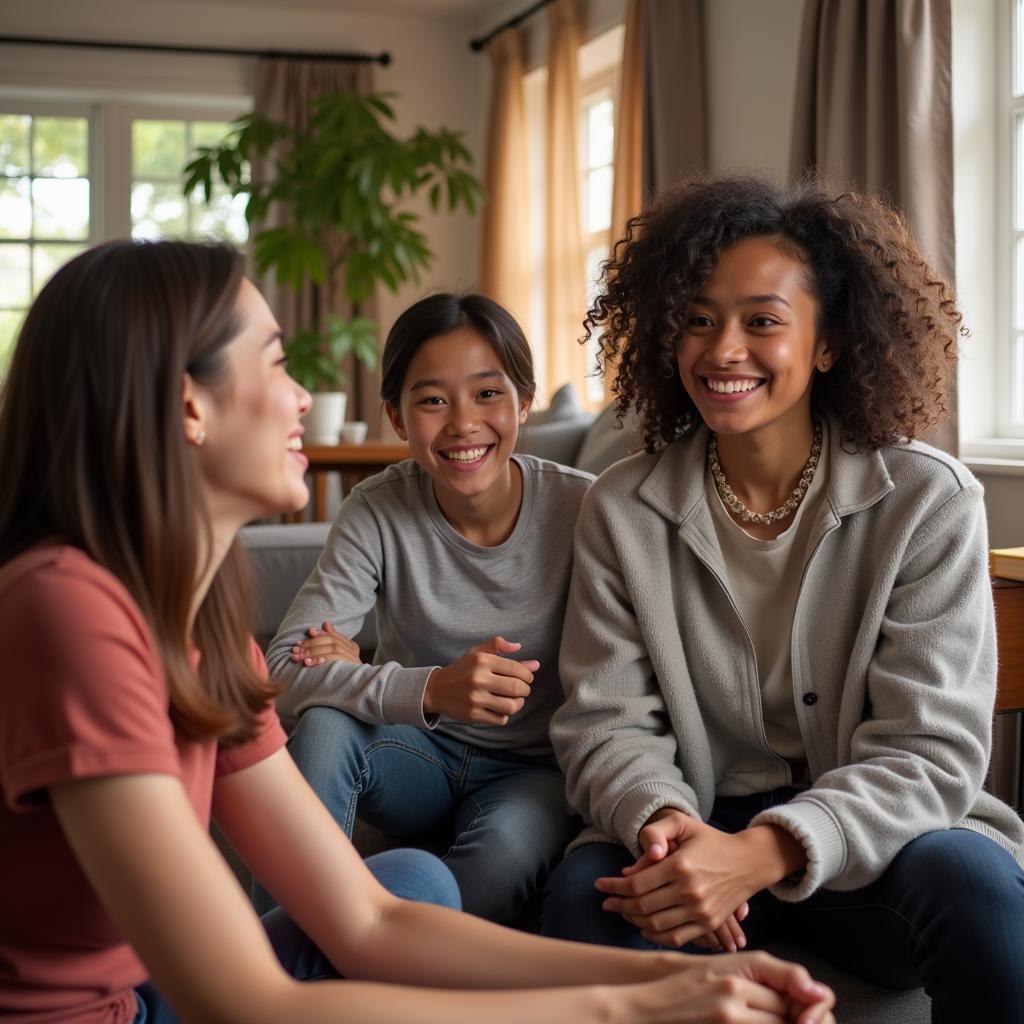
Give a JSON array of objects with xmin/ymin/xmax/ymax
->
[{"xmin": 51, "ymin": 754, "xmax": 834, "ymax": 1024}]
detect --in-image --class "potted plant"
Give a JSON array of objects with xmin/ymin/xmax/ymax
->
[{"xmin": 184, "ymin": 91, "xmax": 483, "ymax": 443}]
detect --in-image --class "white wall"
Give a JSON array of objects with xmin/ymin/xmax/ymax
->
[{"xmin": 0, "ymin": 0, "xmax": 488, "ymax": 336}]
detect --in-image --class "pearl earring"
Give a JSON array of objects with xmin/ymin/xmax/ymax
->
[{"xmin": 195, "ymin": 430, "xmax": 206, "ymax": 446}]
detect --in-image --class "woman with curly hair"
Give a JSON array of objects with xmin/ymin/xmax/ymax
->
[{"xmin": 542, "ymin": 176, "xmax": 1024, "ymax": 1019}]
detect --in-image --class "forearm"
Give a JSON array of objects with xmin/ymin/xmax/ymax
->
[
  {"xmin": 737, "ymin": 824, "xmax": 807, "ymax": 889},
  {"xmin": 256, "ymin": 977, "xmax": 628, "ymax": 1024},
  {"xmin": 361, "ymin": 897, "xmax": 679, "ymax": 990}
]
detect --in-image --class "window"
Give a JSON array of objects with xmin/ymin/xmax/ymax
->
[
  {"xmin": 581, "ymin": 84, "xmax": 615, "ymax": 406},
  {"xmin": 954, "ymin": 0, "xmax": 1024, "ymax": 464},
  {"xmin": 0, "ymin": 110, "xmax": 92, "ymax": 370},
  {"xmin": 131, "ymin": 118, "xmax": 247, "ymax": 244},
  {"xmin": 0, "ymin": 101, "xmax": 249, "ymax": 374}
]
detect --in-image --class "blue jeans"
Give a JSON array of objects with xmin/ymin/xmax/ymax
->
[
  {"xmin": 134, "ymin": 847, "xmax": 460, "ymax": 1022},
  {"xmin": 542, "ymin": 788, "xmax": 1024, "ymax": 1023},
  {"xmin": 258, "ymin": 706, "xmax": 578, "ymax": 923}
]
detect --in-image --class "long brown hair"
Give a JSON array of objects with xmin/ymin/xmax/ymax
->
[{"xmin": 0, "ymin": 240, "xmax": 275, "ymax": 744}]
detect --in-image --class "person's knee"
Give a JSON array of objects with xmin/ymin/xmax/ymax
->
[
  {"xmin": 288, "ymin": 706, "xmax": 365, "ymax": 773},
  {"xmin": 368, "ymin": 848, "xmax": 461, "ymax": 910},
  {"xmin": 903, "ymin": 831, "xmax": 1022, "ymax": 904}
]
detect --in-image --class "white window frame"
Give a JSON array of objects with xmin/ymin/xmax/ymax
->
[
  {"xmin": 956, "ymin": 0, "xmax": 1024, "ymax": 473},
  {"xmin": 579, "ymin": 70, "xmax": 616, "ymax": 408},
  {"xmin": 0, "ymin": 94, "xmax": 249, "ymax": 245},
  {"xmin": 1001, "ymin": 0, "xmax": 1024, "ymax": 438}
]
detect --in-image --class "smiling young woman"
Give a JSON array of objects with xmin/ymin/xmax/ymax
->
[{"xmin": 543, "ymin": 176, "xmax": 1024, "ymax": 1022}]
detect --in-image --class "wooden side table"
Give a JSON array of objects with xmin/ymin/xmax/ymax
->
[
  {"xmin": 992, "ymin": 578, "xmax": 1024, "ymax": 810},
  {"xmin": 288, "ymin": 442, "xmax": 410, "ymax": 522}
]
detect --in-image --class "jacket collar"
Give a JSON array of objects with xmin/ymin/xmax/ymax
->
[{"xmin": 637, "ymin": 416, "xmax": 895, "ymax": 528}]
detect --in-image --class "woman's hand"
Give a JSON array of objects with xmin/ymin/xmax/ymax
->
[
  {"xmin": 423, "ymin": 636, "xmax": 538, "ymax": 725},
  {"xmin": 620, "ymin": 951, "xmax": 835, "ymax": 1023},
  {"xmin": 597, "ymin": 810, "xmax": 804, "ymax": 949},
  {"xmin": 290, "ymin": 622, "xmax": 360, "ymax": 667}
]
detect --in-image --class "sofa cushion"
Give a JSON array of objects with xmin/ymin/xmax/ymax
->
[
  {"xmin": 575, "ymin": 402, "xmax": 644, "ymax": 476},
  {"xmin": 529, "ymin": 382, "xmax": 585, "ymax": 424},
  {"xmin": 241, "ymin": 523, "xmax": 378, "ymax": 655}
]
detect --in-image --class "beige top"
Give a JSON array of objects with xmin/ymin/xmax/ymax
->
[{"xmin": 707, "ymin": 421, "xmax": 830, "ymax": 794}]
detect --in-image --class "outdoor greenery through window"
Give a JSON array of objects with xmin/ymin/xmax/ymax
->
[
  {"xmin": 0, "ymin": 108, "xmax": 250, "ymax": 376},
  {"xmin": 132, "ymin": 119, "xmax": 248, "ymax": 243},
  {"xmin": 0, "ymin": 113, "xmax": 90, "ymax": 372}
]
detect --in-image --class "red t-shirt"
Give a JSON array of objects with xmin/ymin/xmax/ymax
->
[{"xmin": 0, "ymin": 546, "xmax": 286, "ymax": 1023}]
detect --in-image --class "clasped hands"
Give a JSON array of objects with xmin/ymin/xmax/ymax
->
[
  {"xmin": 291, "ymin": 627, "xmax": 536, "ymax": 728},
  {"xmin": 596, "ymin": 808, "xmax": 806, "ymax": 952}
]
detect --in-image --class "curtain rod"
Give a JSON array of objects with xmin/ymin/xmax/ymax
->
[
  {"xmin": 470, "ymin": 0, "xmax": 552, "ymax": 52},
  {"xmin": 0, "ymin": 35, "xmax": 391, "ymax": 65}
]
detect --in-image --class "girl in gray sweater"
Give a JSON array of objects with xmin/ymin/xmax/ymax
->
[
  {"xmin": 264, "ymin": 294, "xmax": 593, "ymax": 927},
  {"xmin": 543, "ymin": 177, "xmax": 1024, "ymax": 1022}
]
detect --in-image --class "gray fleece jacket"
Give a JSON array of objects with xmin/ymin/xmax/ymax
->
[{"xmin": 551, "ymin": 421, "xmax": 1024, "ymax": 901}]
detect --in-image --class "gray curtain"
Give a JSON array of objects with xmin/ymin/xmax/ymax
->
[
  {"xmin": 790, "ymin": 0, "xmax": 956, "ymax": 452},
  {"xmin": 253, "ymin": 58, "xmax": 380, "ymax": 425},
  {"xmin": 641, "ymin": 0, "xmax": 707, "ymax": 193}
]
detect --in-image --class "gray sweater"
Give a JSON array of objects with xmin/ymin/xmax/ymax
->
[
  {"xmin": 551, "ymin": 422, "xmax": 1024, "ymax": 900},
  {"xmin": 270, "ymin": 455, "xmax": 593, "ymax": 758}
]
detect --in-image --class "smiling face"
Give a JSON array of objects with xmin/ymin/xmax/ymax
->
[
  {"xmin": 387, "ymin": 326, "xmax": 530, "ymax": 508},
  {"xmin": 188, "ymin": 278, "xmax": 312, "ymax": 527},
  {"xmin": 676, "ymin": 236, "xmax": 832, "ymax": 441}
]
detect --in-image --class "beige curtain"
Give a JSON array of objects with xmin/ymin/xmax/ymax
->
[
  {"xmin": 642, "ymin": 0, "xmax": 707, "ymax": 193},
  {"xmin": 480, "ymin": 28, "xmax": 531, "ymax": 331},
  {"xmin": 604, "ymin": 0, "xmax": 645, "ymax": 400},
  {"xmin": 790, "ymin": 0, "xmax": 956, "ymax": 452},
  {"xmin": 611, "ymin": 0, "xmax": 644, "ymax": 244},
  {"xmin": 253, "ymin": 59, "xmax": 380, "ymax": 425},
  {"xmin": 545, "ymin": 0, "xmax": 589, "ymax": 398}
]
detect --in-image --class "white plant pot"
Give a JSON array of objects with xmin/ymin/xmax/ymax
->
[{"xmin": 303, "ymin": 391, "xmax": 348, "ymax": 445}]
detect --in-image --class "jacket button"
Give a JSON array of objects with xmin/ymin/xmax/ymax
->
[{"xmin": 802, "ymin": 692, "xmax": 818, "ymax": 706}]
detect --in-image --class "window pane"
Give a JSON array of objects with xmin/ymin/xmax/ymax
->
[
  {"xmin": 585, "ymin": 165, "xmax": 613, "ymax": 233},
  {"xmin": 33, "ymin": 117, "xmax": 88, "ymax": 177},
  {"xmin": 132, "ymin": 181, "xmax": 188, "ymax": 239},
  {"xmin": 0, "ymin": 309, "xmax": 25, "ymax": 374},
  {"xmin": 1017, "ymin": 114, "xmax": 1024, "ymax": 232},
  {"xmin": 0, "ymin": 114, "xmax": 30, "ymax": 175},
  {"xmin": 191, "ymin": 182, "xmax": 249, "ymax": 244},
  {"xmin": 585, "ymin": 244, "xmax": 606, "ymax": 306},
  {"xmin": 1015, "ymin": 334, "xmax": 1024, "ymax": 425},
  {"xmin": 1016, "ymin": 0, "xmax": 1024, "ymax": 97},
  {"xmin": 192, "ymin": 120, "xmax": 232, "ymax": 149},
  {"xmin": 0, "ymin": 244, "xmax": 31, "ymax": 308},
  {"xmin": 0, "ymin": 178, "xmax": 31, "ymax": 238},
  {"xmin": 1017, "ymin": 237, "xmax": 1024, "ymax": 330},
  {"xmin": 586, "ymin": 97, "xmax": 614, "ymax": 169},
  {"xmin": 33, "ymin": 243, "xmax": 85, "ymax": 297},
  {"xmin": 133, "ymin": 120, "xmax": 186, "ymax": 178},
  {"xmin": 32, "ymin": 178, "xmax": 90, "ymax": 240}
]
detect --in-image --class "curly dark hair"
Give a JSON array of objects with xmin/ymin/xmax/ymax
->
[{"xmin": 585, "ymin": 176, "xmax": 963, "ymax": 452}]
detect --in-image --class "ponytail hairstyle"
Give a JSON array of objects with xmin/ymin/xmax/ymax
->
[{"xmin": 0, "ymin": 239, "xmax": 275, "ymax": 745}]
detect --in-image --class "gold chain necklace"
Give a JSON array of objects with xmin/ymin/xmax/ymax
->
[{"xmin": 708, "ymin": 420, "xmax": 823, "ymax": 526}]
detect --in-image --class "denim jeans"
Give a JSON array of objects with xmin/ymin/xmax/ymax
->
[
  {"xmin": 134, "ymin": 847, "xmax": 460, "ymax": 1022},
  {"xmin": 256, "ymin": 705, "xmax": 578, "ymax": 924},
  {"xmin": 541, "ymin": 788, "xmax": 1024, "ymax": 1024}
]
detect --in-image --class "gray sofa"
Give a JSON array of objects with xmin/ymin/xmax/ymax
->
[{"xmin": 239, "ymin": 405, "xmax": 931, "ymax": 1023}]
